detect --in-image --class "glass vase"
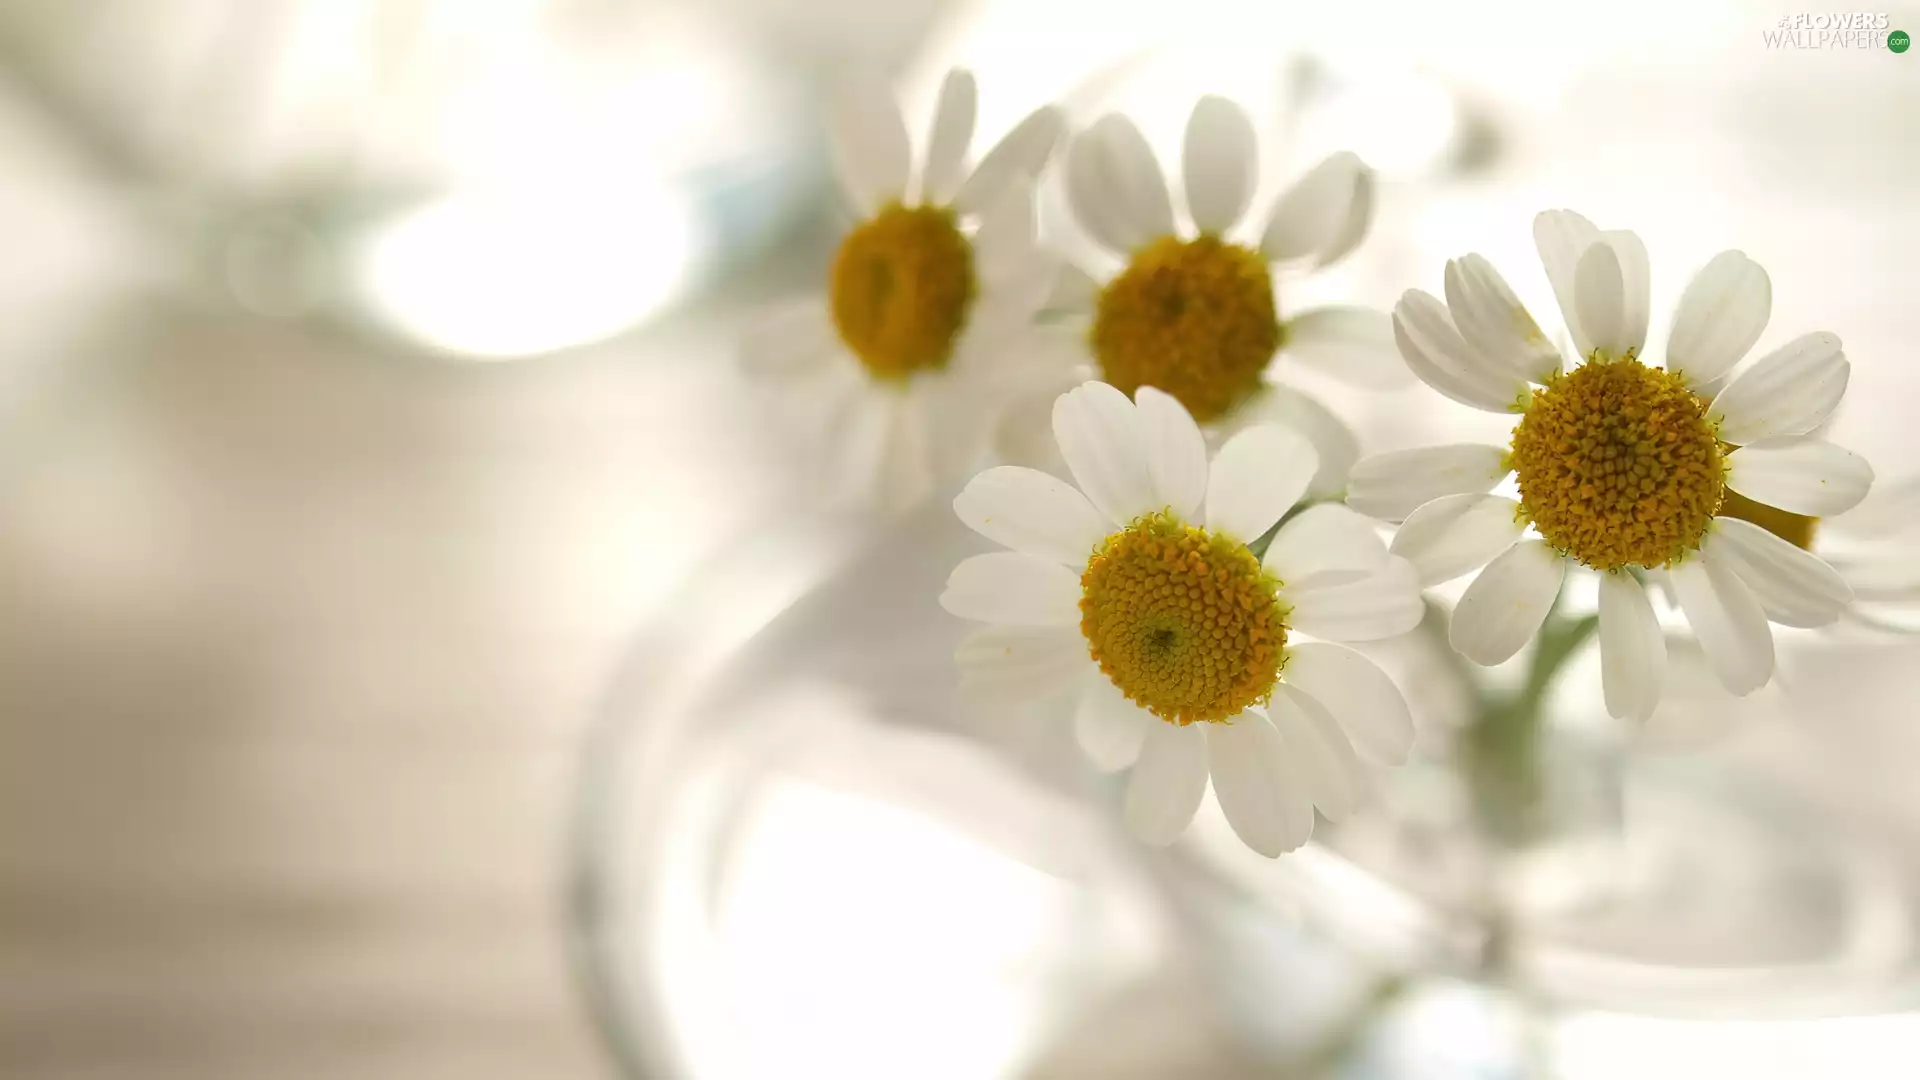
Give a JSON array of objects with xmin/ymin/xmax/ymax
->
[{"xmin": 569, "ymin": 503, "xmax": 1920, "ymax": 1079}]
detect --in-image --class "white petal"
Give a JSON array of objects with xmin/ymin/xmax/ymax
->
[
  {"xmin": 1282, "ymin": 306, "xmax": 1414, "ymax": 390},
  {"xmin": 829, "ymin": 73, "xmax": 911, "ymax": 211},
  {"xmin": 955, "ymin": 624, "xmax": 1089, "ymax": 703},
  {"xmin": 1134, "ymin": 386, "xmax": 1208, "ymax": 519},
  {"xmin": 1206, "ymin": 714, "xmax": 1314, "ymax": 856},
  {"xmin": 1053, "ymin": 381, "xmax": 1157, "ymax": 525},
  {"xmin": 1818, "ymin": 473, "xmax": 1920, "ymax": 542},
  {"xmin": 1092, "ymin": 114, "xmax": 1178, "ymax": 241},
  {"xmin": 1260, "ymin": 151, "xmax": 1371, "ymax": 265},
  {"xmin": 1442, "ymin": 254, "xmax": 1561, "ymax": 385},
  {"xmin": 742, "ymin": 298, "xmax": 836, "ymax": 375},
  {"xmin": 954, "ymin": 105, "xmax": 1066, "ymax": 215},
  {"xmin": 1124, "ymin": 721, "xmax": 1208, "ymax": 846},
  {"xmin": 1389, "ymin": 493, "xmax": 1525, "ymax": 586},
  {"xmin": 783, "ymin": 359, "xmax": 865, "ymax": 459},
  {"xmin": 1726, "ymin": 440, "xmax": 1874, "ymax": 517},
  {"xmin": 1314, "ymin": 163, "xmax": 1375, "ymax": 269},
  {"xmin": 1709, "ymin": 332, "xmax": 1848, "ymax": 445},
  {"xmin": 953, "ymin": 465, "xmax": 1111, "ymax": 565},
  {"xmin": 1574, "ymin": 241, "xmax": 1631, "ymax": 360},
  {"xmin": 985, "ymin": 326, "xmax": 1090, "ymax": 396},
  {"xmin": 1836, "ymin": 556, "xmax": 1920, "ymax": 602},
  {"xmin": 1602, "ymin": 229, "xmax": 1651, "ymax": 358},
  {"xmin": 972, "ymin": 177, "xmax": 1038, "ymax": 284},
  {"xmin": 1707, "ymin": 517, "xmax": 1853, "ymax": 629},
  {"xmin": 1066, "ymin": 115, "xmax": 1174, "ymax": 256},
  {"xmin": 941, "ymin": 552, "xmax": 1084, "ymax": 625},
  {"xmin": 1075, "ymin": 674, "xmax": 1149, "ymax": 771},
  {"xmin": 1667, "ymin": 251, "xmax": 1772, "ymax": 387},
  {"xmin": 1285, "ymin": 557, "xmax": 1424, "ymax": 642},
  {"xmin": 1227, "ymin": 386, "xmax": 1360, "ymax": 499},
  {"xmin": 1392, "ymin": 290, "xmax": 1529, "ymax": 412},
  {"xmin": 991, "ymin": 374, "xmax": 1079, "ymax": 471},
  {"xmin": 920, "ymin": 373, "xmax": 996, "ymax": 484},
  {"xmin": 829, "ymin": 388, "xmax": 896, "ymax": 505},
  {"xmin": 921, "ymin": 69, "xmax": 977, "ymax": 204},
  {"xmin": 1205, "ymin": 424, "xmax": 1317, "ymax": 542},
  {"xmin": 969, "ymin": 258, "xmax": 1054, "ymax": 329},
  {"xmin": 1598, "ymin": 570, "xmax": 1664, "ymax": 723},
  {"xmin": 1262, "ymin": 503, "xmax": 1388, "ymax": 585},
  {"xmin": 1345, "ymin": 444, "xmax": 1511, "ymax": 522},
  {"xmin": 874, "ymin": 391, "xmax": 935, "ymax": 511},
  {"xmin": 1449, "ymin": 539, "xmax": 1566, "ymax": 666},
  {"xmin": 1065, "ymin": 127, "xmax": 1140, "ymax": 258},
  {"xmin": 1670, "ymin": 553, "xmax": 1774, "ymax": 696},
  {"xmin": 1269, "ymin": 685, "xmax": 1368, "ymax": 821},
  {"xmin": 1181, "ymin": 95, "xmax": 1258, "ymax": 234},
  {"xmin": 1281, "ymin": 642, "xmax": 1414, "ymax": 765},
  {"xmin": 1533, "ymin": 208, "xmax": 1603, "ymax": 358}
]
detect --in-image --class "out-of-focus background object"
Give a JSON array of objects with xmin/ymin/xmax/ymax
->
[{"xmin": 1, "ymin": 1, "xmax": 1918, "ymax": 1078}]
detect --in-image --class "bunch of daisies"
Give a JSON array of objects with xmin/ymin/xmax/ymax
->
[
  {"xmin": 746, "ymin": 69, "xmax": 1879, "ymax": 858},
  {"xmin": 743, "ymin": 69, "xmax": 1390, "ymax": 511}
]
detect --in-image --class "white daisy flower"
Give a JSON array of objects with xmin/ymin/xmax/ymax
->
[
  {"xmin": 1354, "ymin": 209, "xmax": 1874, "ymax": 719},
  {"xmin": 942, "ymin": 381, "xmax": 1424, "ymax": 856},
  {"xmin": 743, "ymin": 69, "xmax": 1065, "ymax": 509},
  {"xmin": 1040, "ymin": 95, "xmax": 1402, "ymax": 498}
]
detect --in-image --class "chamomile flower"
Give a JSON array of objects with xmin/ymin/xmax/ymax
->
[
  {"xmin": 942, "ymin": 381, "xmax": 1424, "ymax": 856},
  {"xmin": 1041, "ymin": 96, "xmax": 1401, "ymax": 497},
  {"xmin": 743, "ymin": 69, "xmax": 1065, "ymax": 508},
  {"xmin": 1354, "ymin": 209, "xmax": 1874, "ymax": 718}
]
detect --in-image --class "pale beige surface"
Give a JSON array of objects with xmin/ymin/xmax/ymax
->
[{"xmin": 0, "ymin": 302, "xmax": 785, "ymax": 1080}]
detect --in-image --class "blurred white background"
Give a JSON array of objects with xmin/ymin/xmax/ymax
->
[{"xmin": 0, "ymin": 1, "xmax": 1917, "ymax": 1078}]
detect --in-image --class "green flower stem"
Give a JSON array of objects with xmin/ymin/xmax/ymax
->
[
  {"xmin": 1258, "ymin": 509, "xmax": 1597, "ymax": 847},
  {"xmin": 1458, "ymin": 589, "xmax": 1597, "ymax": 846}
]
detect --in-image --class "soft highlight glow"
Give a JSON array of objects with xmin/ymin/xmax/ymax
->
[{"xmin": 360, "ymin": 179, "xmax": 697, "ymax": 359}]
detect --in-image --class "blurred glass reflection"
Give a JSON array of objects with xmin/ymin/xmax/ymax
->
[
  {"xmin": 581, "ymin": 495, "xmax": 1920, "ymax": 1079},
  {"xmin": 0, "ymin": 0, "xmax": 811, "ymax": 361},
  {"xmin": 667, "ymin": 778, "xmax": 1072, "ymax": 1079},
  {"xmin": 356, "ymin": 179, "xmax": 699, "ymax": 358}
]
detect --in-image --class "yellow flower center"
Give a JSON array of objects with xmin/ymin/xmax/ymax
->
[
  {"xmin": 829, "ymin": 203, "xmax": 975, "ymax": 381},
  {"xmin": 1090, "ymin": 235, "xmax": 1280, "ymax": 423},
  {"xmin": 1510, "ymin": 357, "xmax": 1726, "ymax": 571},
  {"xmin": 1079, "ymin": 511, "xmax": 1288, "ymax": 725},
  {"xmin": 1719, "ymin": 489, "xmax": 1819, "ymax": 550}
]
